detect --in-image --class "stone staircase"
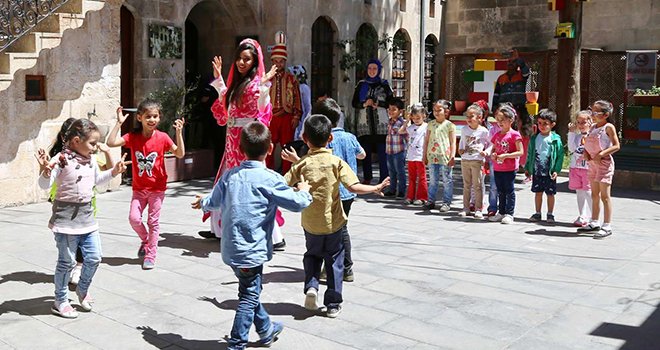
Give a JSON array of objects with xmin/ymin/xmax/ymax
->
[{"xmin": 0, "ymin": 0, "xmax": 98, "ymax": 90}]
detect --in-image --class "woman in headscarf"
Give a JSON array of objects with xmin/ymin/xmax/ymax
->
[
  {"xmin": 200, "ymin": 39, "xmax": 278, "ymax": 239},
  {"xmin": 351, "ymin": 58, "xmax": 393, "ymax": 184}
]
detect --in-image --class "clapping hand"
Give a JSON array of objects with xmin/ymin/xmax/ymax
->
[
  {"xmin": 374, "ymin": 177, "xmax": 391, "ymax": 196},
  {"xmin": 116, "ymin": 107, "xmax": 128, "ymax": 124},
  {"xmin": 296, "ymin": 174, "xmax": 311, "ymax": 192},
  {"xmin": 281, "ymin": 146, "xmax": 300, "ymax": 163}
]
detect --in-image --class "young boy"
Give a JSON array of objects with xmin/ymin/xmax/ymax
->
[
  {"xmin": 192, "ymin": 122, "xmax": 312, "ymax": 350},
  {"xmin": 524, "ymin": 109, "xmax": 564, "ymax": 223},
  {"xmin": 384, "ymin": 97, "xmax": 407, "ymax": 198},
  {"xmin": 283, "ymin": 115, "xmax": 389, "ymax": 318},
  {"xmin": 312, "ymin": 98, "xmax": 365, "ymax": 282}
]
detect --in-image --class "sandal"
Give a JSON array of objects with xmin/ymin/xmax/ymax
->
[
  {"xmin": 76, "ymin": 289, "xmax": 93, "ymax": 312},
  {"xmin": 51, "ymin": 301, "xmax": 79, "ymax": 319}
]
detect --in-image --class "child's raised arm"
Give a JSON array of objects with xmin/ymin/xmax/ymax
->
[
  {"xmin": 106, "ymin": 107, "xmax": 128, "ymax": 147},
  {"xmin": 170, "ymin": 118, "xmax": 185, "ymax": 158}
]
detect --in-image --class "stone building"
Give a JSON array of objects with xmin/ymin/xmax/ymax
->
[{"xmin": 0, "ymin": 0, "xmax": 443, "ymax": 207}]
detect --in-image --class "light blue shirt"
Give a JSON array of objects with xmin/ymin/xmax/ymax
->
[
  {"xmin": 201, "ymin": 160, "xmax": 312, "ymax": 267},
  {"xmin": 328, "ymin": 127, "xmax": 363, "ymax": 201}
]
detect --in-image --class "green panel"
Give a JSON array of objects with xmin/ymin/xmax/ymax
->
[
  {"xmin": 463, "ymin": 70, "xmax": 484, "ymax": 82},
  {"xmin": 626, "ymin": 106, "xmax": 652, "ymax": 120}
]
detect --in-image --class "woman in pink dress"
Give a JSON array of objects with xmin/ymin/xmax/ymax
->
[{"xmin": 201, "ymin": 39, "xmax": 282, "ymax": 241}]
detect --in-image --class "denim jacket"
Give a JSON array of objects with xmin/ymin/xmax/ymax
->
[{"xmin": 201, "ymin": 160, "xmax": 312, "ymax": 267}]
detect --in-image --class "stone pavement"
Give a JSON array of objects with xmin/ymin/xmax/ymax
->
[{"xmin": 1, "ymin": 173, "xmax": 660, "ymax": 350}]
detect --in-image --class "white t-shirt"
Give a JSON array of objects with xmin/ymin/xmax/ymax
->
[
  {"xmin": 405, "ymin": 122, "xmax": 427, "ymax": 161},
  {"xmin": 459, "ymin": 125, "xmax": 491, "ymax": 161}
]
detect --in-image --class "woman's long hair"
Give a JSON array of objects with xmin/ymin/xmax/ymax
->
[{"xmin": 225, "ymin": 41, "xmax": 259, "ymax": 110}]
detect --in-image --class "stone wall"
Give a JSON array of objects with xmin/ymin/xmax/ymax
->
[
  {"xmin": 0, "ymin": 0, "xmax": 122, "ymax": 207},
  {"xmin": 444, "ymin": 0, "xmax": 660, "ymax": 53}
]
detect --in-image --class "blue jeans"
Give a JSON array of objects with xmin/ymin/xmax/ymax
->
[
  {"xmin": 386, "ymin": 151, "xmax": 406, "ymax": 195},
  {"xmin": 428, "ymin": 163, "xmax": 453, "ymax": 204},
  {"xmin": 228, "ymin": 265, "xmax": 273, "ymax": 349},
  {"xmin": 494, "ymin": 171, "xmax": 516, "ymax": 215},
  {"xmin": 54, "ymin": 231, "xmax": 102, "ymax": 303},
  {"xmin": 303, "ymin": 226, "xmax": 345, "ymax": 308},
  {"xmin": 488, "ymin": 160, "xmax": 498, "ymax": 212}
]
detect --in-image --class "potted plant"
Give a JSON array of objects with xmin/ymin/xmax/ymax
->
[{"xmin": 633, "ymin": 86, "xmax": 660, "ymax": 106}]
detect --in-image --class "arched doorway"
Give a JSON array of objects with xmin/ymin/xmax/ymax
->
[
  {"xmin": 392, "ymin": 29, "xmax": 411, "ymax": 104},
  {"xmin": 311, "ymin": 16, "xmax": 336, "ymax": 101},
  {"xmin": 424, "ymin": 34, "xmax": 440, "ymax": 109},
  {"xmin": 355, "ymin": 23, "xmax": 378, "ymax": 82}
]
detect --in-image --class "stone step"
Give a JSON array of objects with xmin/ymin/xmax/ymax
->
[
  {"xmin": 4, "ymin": 34, "xmax": 36, "ymax": 53},
  {"xmin": 0, "ymin": 54, "xmax": 8, "ymax": 74},
  {"xmin": 34, "ymin": 14, "xmax": 62, "ymax": 33},
  {"xmin": 5, "ymin": 52, "xmax": 40, "ymax": 75},
  {"xmin": 35, "ymin": 32, "xmax": 63, "ymax": 52},
  {"xmin": 0, "ymin": 74, "xmax": 12, "ymax": 91}
]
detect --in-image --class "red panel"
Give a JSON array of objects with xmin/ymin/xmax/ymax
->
[
  {"xmin": 494, "ymin": 60, "xmax": 508, "ymax": 70},
  {"xmin": 623, "ymin": 129, "xmax": 650, "ymax": 140},
  {"xmin": 468, "ymin": 92, "xmax": 489, "ymax": 103}
]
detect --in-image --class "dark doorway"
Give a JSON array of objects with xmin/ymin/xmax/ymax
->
[
  {"xmin": 355, "ymin": 23, "xmax": 378, "ymax": 82},
  {"xmin": 120, "ymin": 5, "xmax": 135, "ymax": 135},
  {"xmin": 311, "ymin": 16, "xmax": 336, "ymax": 100}
]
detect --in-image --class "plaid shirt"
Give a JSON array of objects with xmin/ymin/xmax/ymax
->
[{"xmin": 386, "ymin": 117, "xmax": 406, "ymax": 154}]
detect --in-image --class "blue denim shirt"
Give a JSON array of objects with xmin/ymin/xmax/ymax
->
[
  {"xmin": 328, "ymin": 127, "xmax": 363, "ymax": 200},
  {"xmin": 201, "ymin": 160, "xmax": 312, "ymax": 268}
]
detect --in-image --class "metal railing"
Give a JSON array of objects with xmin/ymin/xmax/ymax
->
[{"xmin": 0, "ymin": 0, "xmax": 71, "ymax": 52}]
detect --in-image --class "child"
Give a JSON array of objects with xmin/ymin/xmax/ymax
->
[
  {"xmin": 488, "ymin": 104, "xmax": 524, "ymax": 224},
  {"xmin": 578, "ymin": 100, "xmax": 620, "ymax": 238},
  {"xmin": 423, "ymin": 99, "xmax": 456, "ymax": 212},
  {"xmin": 310, "ymin": 97, "xmax": 365, "ymax": 282},
  {"xmin": 283, "ymin": 115, "xmax": 389, "ymax": 318},
  {"xmin": 36, "ymin": 119, "xmax": 127, "ymax": 318},
  {"xmin": 398, "ymin": 103, "xmax": 428, "ymax": 205},
  {"xmin": 567, "ymin": 110, "xmax": 593, "ymax": 227},
  {"xmin": 486, "ymin": 110, "xmax": 501, "ymax": 217},
  {"xmin": 107, "ymin": 99, "xmax": 185, "ymax": 269},
  {"xmin": 384, "ymin": 97, "xmax": 407, "ymax": 198},
  {"xmin": 192, "ymin": 122, "xmax": 312, "ymax": 349},
  {"xmin": 458, "ymin": 103, "xmax": 491, "ymax": 218},
  {"xmin": 524, "ymin": 109, "xmax": 564, "ymax": 223},
  {"xmin": 48, "ymin": 118, "xmax": 115, "ymax": 285}
]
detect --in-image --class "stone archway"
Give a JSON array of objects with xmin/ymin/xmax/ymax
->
[
  {"xmin": 393, "ymin": 28, "xmax": 411, "ymax": 104},
  {"xmin": 424, "ymin": 34, "xmax": 440, "ymax": 108},
  {"xmin": 311, "ymin": 16, "xmax": 337, "ymax": 101},
  {"xmin": 355, "ymin": 23, "xmax": 378, "ymax": 82}
]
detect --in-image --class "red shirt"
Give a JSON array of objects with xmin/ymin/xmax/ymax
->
[
  {"xmin": 491, "ymin": 129, "xmax": 522, "ymax": 172},
  {"xmin": 123, "ymin": 130, "xmax": 173, "ymax": 191}
]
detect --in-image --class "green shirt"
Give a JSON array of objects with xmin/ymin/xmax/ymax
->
[
  {"xmin": 426, "ymin": 119, "xmax": 456, "ymax": 165},
  {"xmin": 285, "ymin": 147, "xmax": 359, "ymax": 234}
]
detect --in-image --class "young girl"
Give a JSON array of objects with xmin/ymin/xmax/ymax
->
[
  {"xmin": 488, "ymin": 103, "xmax": 524, "ymax": 224},
  {"xmin": 49, "ymin": 118, "xmax": 115, "ymax": 285},
  {"xmin": 107, "ymin": 99, "xmax": 185, "ymax": 269},
  {"xmin": 567, "ymin": 110, "xmax": 593, "ymax": 227},
  {"xmin": 458, "ymin": 103, "xmax": 491, "ymax": 218},
  {"xmin": 423, "ymin": 99, "xmax": 456, "ymax": 212},
  {"xmin": 578, "ymin": 100, "xmax": 620, "ymax": 238},
  {"xmin": 399, "ymin": 103, "xmax": 429, "ymax": 205},
  {"xmin": 36, "ymin": 119, "xmax": 126, "ymax": 318}
]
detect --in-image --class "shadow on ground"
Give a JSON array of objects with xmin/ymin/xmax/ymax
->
[
  {"xmin": 0, "ymin": 271, "xmax": 52, "ymax": 285},
  {"xmin": 0, "ymin": 296, "xmax": 54, "ymax": 316},
  {"xmin": 159, "ymin": 232, "xmax": 219, "ymax": 258},
  {"xmin": 138, "ymin": 325, "xmax": 227, "ymax": 349},
  {"xmin": 197, "ymin": 296, "xmax": 316, "ymax": 321}
]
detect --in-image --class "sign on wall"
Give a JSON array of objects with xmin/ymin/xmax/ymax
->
[
  {"xmin": 148, "ymin": 24, "xmax": 182, "ymax": 59},
  {"xmin": 626, "ymin": 50, "xmax": 657, "ymax": 91}
]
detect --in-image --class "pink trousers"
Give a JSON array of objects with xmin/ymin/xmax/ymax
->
[{"xmin": 129, "ymin": 190, "xmax": 165, "ymax": 261}]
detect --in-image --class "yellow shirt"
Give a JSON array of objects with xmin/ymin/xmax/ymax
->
[{"xmin": 285, "ymin": 147, "xmax": 359, "ymax": 234}]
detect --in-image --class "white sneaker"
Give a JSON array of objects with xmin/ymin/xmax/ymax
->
[
  {"xmin": 501, "ymin": 215, "xmax": 514, "ymax": 224},
  {"xmin": 474, "ymin": 211, "xmax": 484, "ymax": 219},
  {"xmin": 489, "ymin": 213, "xmax": 504, "ymax": 222},
  {"xmin": 304, "ymin": 288, "xmax": 318, "ymax": 311},
  {"xmin": 69, "ymin": 264, "xmax": 82, "ymax": 285},
  {"xmin": 458, "ymin": 210, "xmax": 469, "ymax": 217},
  {"xmin": 438, "ymin": 203, "xmax": 451, "ymax": 213}
]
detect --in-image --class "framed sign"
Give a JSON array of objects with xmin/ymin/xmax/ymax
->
[
  {"xmin": 626, "ymin": 50, "xmax": 657, "ymax": 91},
  {"xmin": 148, "ymin": 24, "xmax": 182, "ymax": 59},
  {"xmin": 25, "ymin": 75, "xmax": 46, "ymax": 100}
]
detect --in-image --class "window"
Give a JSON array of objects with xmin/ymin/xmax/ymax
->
[
  {"xmin": 400, "ymin": 0, "xmax": 406, "ymax": 11},
  {"xmin": 430, "ymin": 0, "xmax": 436, "ymax": 17},
  {"xmin": 25, "ymin": 75, "xmax": 46, "ymax": 101}
]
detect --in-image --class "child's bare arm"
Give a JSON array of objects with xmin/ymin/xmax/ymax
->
[
  {"xmin": 107, "ymin": 107, "xmax": 128, "ymax": 147},
  {"xmin": 347, "ymin": 177, "xmax": 390, "ymax": 195}
]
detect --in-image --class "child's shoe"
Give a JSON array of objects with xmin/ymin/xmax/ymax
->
[
  {"xmin": 412, "ymin": 199, "xmax": 424, "ymax": 205},
  {"xmin": 529, "ymin": 213, "xmax": 542, "ymax": 221},
  {"xmin": 326, "ymin": 305, "xmax": 342, "ymax": 318},
  {"xmin": 487, "ymin": 210, "xmax": 497, "ymax": 217},
  {"xmin": 577, "ymin": 222, "xmax": 600, "ymax": 233},
  {"xmin": 546, "ymin": 213, "xmax": 555, "ymax": 223},
  {"xmin": 469, "ymin": 204, "xmax": 476, "ymax": 212},
  {"xmin": 51, "ymin": 301, "xmax": 78, "ymax": 319},
  {"xmin": 69, "ymin": 264, "xmax": 82, "ymax": 285},
  {"xmin": 501, "ymin": 215, "xmax": 514, "ymax": 224},
  {"xmin": 438, "ymin": 203, "xmax": 451, "ymax": 213},
  {"xmin": 76, "ymin": 289, "xmax": 93, "ymax": 312},
  {"xmin": 474, "ymin": 211, "xmax": 484, "ymax": 219},
  {"xmin": 319, "ymin": 266, "xmax": 327, "ymax": 281},
  {"xmin": 403, "ymin": 198, "xmax": 413, "ymax": 205},
  {"xmin": 343, "ymin": 270, "xmax": 354, "ymax": 282},
  {"xmin": 304, "ymin": 288, "xmax": 318, "ymax": 311},
  {"xmin": 259, "ymin": 321, "xmax": 283, "ymax": 347},
  {"xmin": 593, "ymin": 227, "xmax": 612, "ymax": 239},
  {"xmin": 489, "ymin": 213, "xmax": 504, "ymax": 222},
  {"xmin": 142, "ymin": 259, "xmax": 155, "ymax": 270},
  {"xmin": 422, "ymin": 201, "xmax": 436, "ymax": 210},
  {"xmin": 573, "ymin": 217, "xmax": 588, "ymax": 227},
  {"xmin": 458, "ymin": 210, "xmax": 469, "ymax": 217}
]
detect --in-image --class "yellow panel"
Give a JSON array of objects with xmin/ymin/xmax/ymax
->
[
  {"xmin": 652, "ymin": 106, "xmax": 660, "ymax": 119},
  {"xmin": 474, "ymin": 59, "xmax": 496, "ymax": 71},
  {"xmin": 526, "ymin": 103, "xmax": 539, "ymax": 116}
]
